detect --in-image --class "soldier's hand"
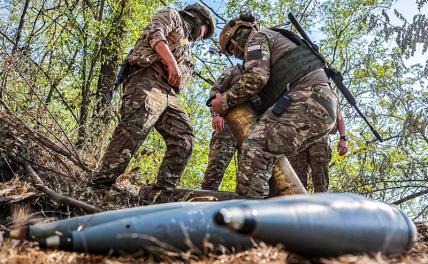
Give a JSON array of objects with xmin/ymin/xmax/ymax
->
[
  {"xmin": 167, "ymin": 62, "xmax": 181, "ymax": 88},
  {"xmin": 212, "ymin": 115, "xmax": 224, "ymax": 134},
  {"xmin": 337, "ymin": 140, "xmax": 348, "ymax": 156},
  {"xmin": 211, "ymin": 93, "xmax": 225, "ymax": 116},
  {"xmin": 153, "ymin": 41, "xmax": 181, "ymax": 88}
]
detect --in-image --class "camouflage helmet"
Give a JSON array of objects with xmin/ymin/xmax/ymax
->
[
  {"xmin": 183, "ymin": 3, "xmax": 216, "ymax": 39},
  {"xmin": 219, "ymin": 12, "xmax": 259, "ymax": 55}
]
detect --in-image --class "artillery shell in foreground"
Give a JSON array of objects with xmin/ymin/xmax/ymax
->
[
  {"xmin": 38, "ymin": 199, "xmax": 259, "ymax": 255},
  {"xmin": 8, "ymin": 201, "xmax": 211, "ymax": 241},
  {"xmin": 215, "ymin": 193, "xmax": 417, "ymax": 256}
]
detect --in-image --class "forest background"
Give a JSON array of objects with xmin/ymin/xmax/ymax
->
[{"xmin": 0, "ymin": 0, "xmax": 426, "ymax": 220}]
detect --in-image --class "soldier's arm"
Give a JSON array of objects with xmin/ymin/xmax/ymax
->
[
  {"xmin": 146, "ymin": 9, "xmax": 183, "ymax": 49},
  {"xmin": 210, "ymin": 81, "xmax": 225, "ymax": 133},
  {"xmin": 145, "ymin": 9, "xmax": 184, "ymax": 87},
  {"xmin": 154, "ymin": 41, "xmax": 181, "ymax": 87},
  {"xmin": 337, "ymin": 111, "xmax": 348, "ymax": 156},
  {"xmin": 337, "ymin": 111, "xmax": 346, "ymax": 137},
  {"xmin": 220, "ymin": 32, "xmax": 271, "ymax": 112}
]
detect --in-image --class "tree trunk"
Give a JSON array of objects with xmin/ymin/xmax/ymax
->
[
  {"xmin": 93, "ymin": 46, "xmax": 119, "ymax": 123},
  {"xmin": 93, "ymin": 0, "xmax": 127, "ymax": 124},
  {"xmin": 0, "ymin": 0, "xmax": 30, "ymax": 99},
  {"xmin": 75, "ymin": 27, "xmax": 89, "ymax": 148},
  {"xmin": 12, "ymin": 0, "xmax": 30, "ymax": 53}
]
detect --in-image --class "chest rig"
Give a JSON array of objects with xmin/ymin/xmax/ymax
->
[{"xmin": 250, "ymin": 29, "xmax": 325, "ymax": 114}]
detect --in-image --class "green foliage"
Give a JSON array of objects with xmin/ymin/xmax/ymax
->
[{"xmin": 0, "ymin": 0, "xmax": 426, "ymax": 220}]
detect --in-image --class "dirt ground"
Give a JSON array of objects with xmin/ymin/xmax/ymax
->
[
  {"xmin": 0, "ymin": 222, "xmax": 426, "ymax": 264},
  {"xmin": 1, "ymin": 176, "xmax": 427, "ymax": 264}
]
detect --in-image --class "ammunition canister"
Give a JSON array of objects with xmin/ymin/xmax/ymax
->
[{"xmin": 223, "ymin": 102, "xmax": 307, "ymax": 196}]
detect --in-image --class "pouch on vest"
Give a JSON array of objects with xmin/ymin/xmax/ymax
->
[{"xmin": 272, "ymin": 95, "xmax": 293, "ymax": 116}]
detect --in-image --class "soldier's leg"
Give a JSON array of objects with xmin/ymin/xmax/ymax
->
[
  {"xmin": 93, "ymin": 74, "xmax": 167, "ymax": 186},
  {"xmin": 154, "ymin": 93, "xmax": 194, "ymax": 188},
  {"xmin": 202, "ymin": 124, "xmax": 238, "ymax": 190},
  {"xmin": 309, "ymin": 137, "xmax": 332, "ymax": 192},
  {"xmin": 236, "ymin": 121, "xmax": 277, "ymax": 198},
  {"xmin": 288, "ymin": 149, "xmax": 310, "ymax": 190},
  {"xmin": 237, "ymin": 84, "xmax": 337, "ymax": 198}
]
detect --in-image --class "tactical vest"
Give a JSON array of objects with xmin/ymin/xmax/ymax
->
[{"xmin": 250, "ymin": 29, "xmax": 325, "ymax": 114}]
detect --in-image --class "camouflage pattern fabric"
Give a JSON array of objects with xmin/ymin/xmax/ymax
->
[
  {"xmin": 288, "ymin": 136, "xmax": 332, "ymax": 192},
  {"xmin": 237, "ymin": 84, "xmax": 337, "ymax": 198},
  {"xmin": 210, "ymin": 66, "xmax": 243, "ymax": 95},
  {"xmin": 93, "ymin": 9, "xmax": 195, "ymax": 187},
  {"xmin": 93, "ymin": 68, "xmax": 194, "ymax": 187},
  {"xmin": 201, "ymin": 123, "xmax": 238, "ymax": 190},
  {"xmin": 220, "ymin": 29, "xmax": 329, "ymax": 112},
  {"xmin": 128, "ymin": 9, "xmax": 193, "ymax": 89},
  {"xmin": 202, "ymin": 65, "xmax": 242, "ymax": 190},
  {"xmin": 220, "ymin": 30, "xmax": 338, "ymax": 198}
]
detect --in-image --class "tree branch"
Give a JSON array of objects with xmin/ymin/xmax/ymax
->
[
  {"xmin": 200, "ymin": 0, "xmax": 226, "ymax": 22},
  {"xmin": 12, "ymin": 0, "xmax": 30, "ymax": 53},
  {"xmin": 25, "ymin": 163, "xmax": 102, "ymax": 213},
  {"xmin": 392, "ymin": 188, "xmax": 428, "ymax": 205}
]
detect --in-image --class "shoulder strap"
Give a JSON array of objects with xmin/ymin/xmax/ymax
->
[{"xmin": 269, "ymin": 28, "xmax": 304, "ymax": 46}]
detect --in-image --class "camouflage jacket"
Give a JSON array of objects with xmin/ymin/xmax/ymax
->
[
  {"xmin": 210, "ymin": 65, "xmax": 243, "ymax": 96},
  {"xmin": 210, "ymin": 65, "xmax": 243, "ymax": 116},
  {"xmin": 128, "ymin": 9, "xmax": 193, "ymax": 88},
  {"xmin": 221, "ymin": 29, "xmax": 329, "ymax": 112}
]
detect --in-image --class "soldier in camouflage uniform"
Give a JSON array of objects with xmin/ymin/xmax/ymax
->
[
  {"xmin": 201, "ymin": 123, "xmax": 237, "ymax": 190},
  {"xmin": 203, "ymin": 65, "xmax": 348, "ymax": 193},
  {"xmin": 212, "ymin": 13, "xmax": 338, "ymax": 198},
  {"xmin": 201, "ymin": 66, "xmax": 242, "ymax": 190},
  {"xmin": 289, "ymin": 112, "xmax": 348, "ymax": 192},
  {"xmin": 92, "ymin": 4, "xmax": 216, "ymax": 188}
]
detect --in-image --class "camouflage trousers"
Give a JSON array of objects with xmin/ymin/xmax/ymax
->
[
  {"xmin": 201, "ymin": 122, "xmax": 238, "ymax": 190},
  {"xmin": 288, "ymin": 136, "xmax": 332, "ymax": 193},
  {"xmin": 237, "ymin": 83, "xmax": 338, "ymax": 198},
  {"xmin": 94, "ymin": 68, "xmax": 194, "ymax": 187}
]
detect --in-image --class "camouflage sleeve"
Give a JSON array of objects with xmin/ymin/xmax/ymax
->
[
  {"xmin": 209, "ymin": 69, "xmax": 231, "ymax": 116},
  {"xmin": 221, "ymin": 32, "xmax": 271, "ymax": 112},
  {"xmin": 145, "ymin": 9, "xmax": 183, "ymax": 49},
  {"xmin": 210, "ymin": 78, "xmax": 223, "ymax": 96},
  {"xmin": 211, "ymin": 65, "xmax": 244, "ymax": 96}
]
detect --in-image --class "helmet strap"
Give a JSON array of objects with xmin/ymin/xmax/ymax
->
[{"xmin": 230, "ymin": 38, "xmax": 244, "ymax": 54}]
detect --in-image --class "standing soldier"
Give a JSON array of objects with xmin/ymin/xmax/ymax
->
[
  {"xmin": 92, "ymin": 4, "xmax": 216, "ymax": 189},
  {"xmin": 289, "ymin": 112, "xmax": 348, "ymax": 192},
  {"xmin": 212, "ymin": 13, "xmax": 338, "ymax": 198},
  {"xmin": 201, "ymin": 66, "xmax": 242, "ymax": 190}
]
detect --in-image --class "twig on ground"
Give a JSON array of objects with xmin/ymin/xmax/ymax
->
[{"xmin": 25, "ymin": 163, "xmax": 102, "ymax": 213}]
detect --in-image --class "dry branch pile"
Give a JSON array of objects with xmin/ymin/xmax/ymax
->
[{"xmin": 0, "ymin": 104, "xmax": 141, "ymax": 222}]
